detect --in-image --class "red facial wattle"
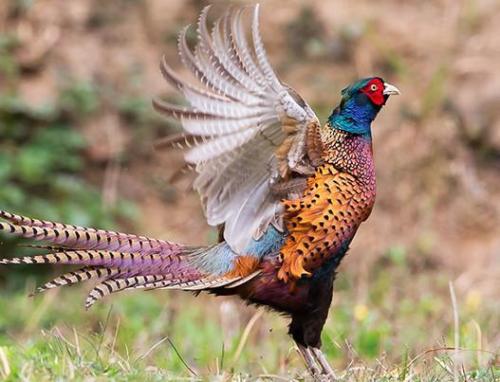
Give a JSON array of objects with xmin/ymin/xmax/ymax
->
[{"xmin": 360, "ymin": 78, "xmax": 386, "ymax": 106}]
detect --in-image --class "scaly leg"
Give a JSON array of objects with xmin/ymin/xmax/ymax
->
[
  {"xmin": 311, "ymin": 347, "xmax": 338, "ymax": 380},
  {"xmin": 296, "ymin": 343, "xmax": 322, "ymax": 380}
]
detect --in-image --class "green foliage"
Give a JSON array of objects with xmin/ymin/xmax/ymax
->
[
  {"xmin": 386, "ymin": 245, "xmax": 407, "ymax": 267},
  {"xmin": 0, "ymin": 34, "xmax": 19, "ymax": 79},
  {"xmin": 0, "ymin": 92, "xmax": 133, "ymax": 229},
  {"xmin": 0, "ymin": 72, "xmax": 136, "ymax": 271},
  {"xmin": 59, "ymin": 81, "xmax": 100, "ymax": 117},
  {"xmin": 118, "ymin": 96, "xmax": 151, "ymax": 125}
]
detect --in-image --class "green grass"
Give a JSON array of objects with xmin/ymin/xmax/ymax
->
[{"xmin": 0, "ymin": 256, "xmax": 497, "ymax": 381}]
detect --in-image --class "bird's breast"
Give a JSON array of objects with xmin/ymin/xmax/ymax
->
[{"xmin": 277, "ymin": 164, "xmax": 375, "ymax": 281}]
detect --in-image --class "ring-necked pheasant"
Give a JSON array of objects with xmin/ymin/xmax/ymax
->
[{"xmin": 0, "ymin": 4, "xmax": 399, "ymax": 380}]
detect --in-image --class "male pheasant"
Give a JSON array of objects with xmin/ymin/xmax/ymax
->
[{"xmin": 0, "ymin": 5, "xmax": 399, "ymax": 380}]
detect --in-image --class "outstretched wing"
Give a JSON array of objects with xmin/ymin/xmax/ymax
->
[{"xmin": 153, "ymin": 5, "xmax": 322, "ymax": 253}]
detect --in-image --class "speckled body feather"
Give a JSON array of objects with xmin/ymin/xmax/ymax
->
[{"xmin": 278, "ymin": 128, "xmax": 376, "ymax": 280}]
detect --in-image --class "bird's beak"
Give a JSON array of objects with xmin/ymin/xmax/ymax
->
[{"xmin": 383, "ymin": 83, "xmax": 400, "ymax": 96}]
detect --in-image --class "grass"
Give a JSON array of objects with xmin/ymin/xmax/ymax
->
[{"xmin": 0, "ymin": 253, "xmax": 497, "ymax": 381}]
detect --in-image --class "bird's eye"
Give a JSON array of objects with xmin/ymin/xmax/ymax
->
[{"xmin": 370, "ymin": 84, "xmax": 378, "ymax": 91}]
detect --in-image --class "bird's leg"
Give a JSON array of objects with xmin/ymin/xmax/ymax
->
[
  {"xmin": 311, "ymin": 347, "xmax": 338, "ymax": 380},
  {"xmin": 296, "ymin": 343, "xmax": 322, "ymax": 380}
]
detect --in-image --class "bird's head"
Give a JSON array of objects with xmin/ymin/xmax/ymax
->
[{"xmin": 328, "ymin": 77, "xmax": 400, "ymax": 137}]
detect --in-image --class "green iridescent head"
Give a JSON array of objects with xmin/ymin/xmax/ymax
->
[{"xmin": 329, "ymin": 77, "xmax": 400, "ymax": 137}]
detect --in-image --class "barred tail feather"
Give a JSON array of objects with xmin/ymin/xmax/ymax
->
[
  {"xmin": 84, "ymin": 274, "xmax": 246, "ymax": 309},
  {"xmin": 85, "ymin": 275, "xmax": 172, "ymax": 309},
  {"xmin": 0, "ymin": 213, "xmax": 179, "ymax": 255},
  {"xmin": 0, "ymin": 211, "xmax": 152, "ymax": 241},
  {"xmin": 84, "ymin": 273, "xmax": 251, "ymax": 309},
  {"xmin": 0, "ymin": 250, "xmax": 168, "ymax": 268},
  {"xmin": 0, "ymin": 211, "xmax": 258, "ymax": 308},
  {"xmin": 34, "ymin": 267, "xmax": 119, "ymax": 294}
]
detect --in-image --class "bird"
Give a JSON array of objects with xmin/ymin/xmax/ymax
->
[{"xmin": 0, "ymin": 4, "xmax": 399, "ymax": 381}]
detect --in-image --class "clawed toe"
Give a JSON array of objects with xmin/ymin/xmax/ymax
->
[
  {"xmin": 297, "ymin": 344, "xmax": 322, "ymax": 378},
  {"xmin": 296, "ymin": 344, "xmax": 338, "ymax": 381},
  {"xmin": 311, "ymin": 347, "xmax": 338, "ymax": 380}
]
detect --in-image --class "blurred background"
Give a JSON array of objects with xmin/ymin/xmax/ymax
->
[{"xmin": 0, "ymin": 0, "xmax": 498, "ymax": 380}]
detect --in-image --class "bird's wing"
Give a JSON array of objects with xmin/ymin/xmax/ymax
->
[{"xmin": 154, "ymin": 5, "xmax": 322, "ymax": 253}]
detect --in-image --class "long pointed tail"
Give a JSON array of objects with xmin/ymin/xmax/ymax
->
[{"xmin": 0, "ymin": 210, "xmax": 251, "ymax": 308}]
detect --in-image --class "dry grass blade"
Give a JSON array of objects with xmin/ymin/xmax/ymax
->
[
  {"xmin": 434, "ymin": 356, "xmax": 454, "ymax": 376},
  {"xmin": 449, "ymin": 281, "xmax": 460, "ymax": 382},
  {"xmin": 167, "ymin": 337, "xmax": 198, "ymax": 377},
  {"xmin": 95, "ymin": 306, "xmax": 113, "ymax": 363},
  {"xmin": 73, "ymin": 327, "xmax": 81, "ymax": 358},
  {"xmin": 138, "ymin": 337, "xmax": 169, "ymax": 360},
  {"xmin": 231, "ymin": 309, "xmax": 264, "ymax": 366},
  {"xmin": 0, "ymin": 347, "xmax": 10, "ymax": 379},
  {"xmin": 258, "ymin": 373, "xmax": 291, "ymax": 381},
  {"xmin": 111, "ymin": 317, "xmax": 120, "ymax": 358}
]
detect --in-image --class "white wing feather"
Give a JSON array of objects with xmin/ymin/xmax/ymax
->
[{"xmin": 154, "ymin": 4, "xmax": 320, "ymax": 253}]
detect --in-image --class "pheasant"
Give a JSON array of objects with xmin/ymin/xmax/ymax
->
[{"xmin": 0, "ymin": 5, "xmax": 399, "ymax": 380}]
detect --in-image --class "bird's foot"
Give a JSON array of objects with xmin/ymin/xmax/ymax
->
[
  {"xmin": 296, "ymin": 345, "xmax": 338, "ymax": 381},
  {"xmin": 311, "ymin": 347, "xmax": 338, "ymax": 380},
  {"xmin": 297, "ymin": 344, "xmax": 322, "ymax": 379}
]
